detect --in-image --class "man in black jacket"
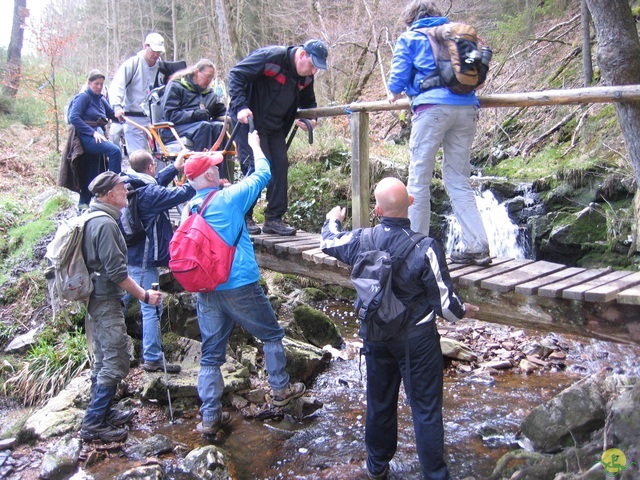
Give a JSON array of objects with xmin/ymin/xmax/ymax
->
[
  {"xmin": 321, "ymin": 177, "xmax": 479, "ymax": 480},
  {"xmin": 228, "ymin": 39, "xmax": 328, "ymax": 236}
]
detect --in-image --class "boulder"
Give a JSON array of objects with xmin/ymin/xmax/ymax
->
[
  {"xmin": 182, "ymin": 445, "xmax": 231, "ymax": 480},
  {"xmin": 282, "ymin": 337, "xmax": 331, "ymax": 383},
  {"xmin": 520, "ymin": 372, "xmax": 607, "ymax": 452},
  {"xmin": 39, "ymin": 434, "xmax": 81, "ymax": 480},
  {"xmin": 292, "ymin": 304, "xmax": 344, "ymax": 349},
  {"xmin": 115, "ymin": 464, "xmax": 164, "ymax": 480}
]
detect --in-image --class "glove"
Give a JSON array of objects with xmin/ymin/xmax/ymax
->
[{"xmin": 192, "ymin": 109, "xmax": 210, "ymax": 121}]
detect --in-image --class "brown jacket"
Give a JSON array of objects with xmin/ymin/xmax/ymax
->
[{"xmin": 58, "ymin": 125, "xmax": 85, "ymax": 193}]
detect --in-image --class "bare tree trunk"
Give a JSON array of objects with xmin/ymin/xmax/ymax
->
[
  {"xmin": 171, "ymin": 0, "xmax": 177, "ymax": 61},
  {"xmin": 4, "ymin": 0, "xmax": 28, "ymax": 99},
  {"xmin": 580, "ymin": 0, "xmax": 593, "ymax": 86},
  {"xmin": 215, "ymin": 0, "xmax": 240, "ymax": 73},
  {"xmin": 586, "ymin": 0, "xmax": 640, "ymax": 253},
  {"xmin": 110, "ymin": 0, "xmax": 120, "ymax": 66}
]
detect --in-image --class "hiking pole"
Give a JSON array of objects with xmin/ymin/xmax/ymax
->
[{"xmin": 152, "ymin": 282, "xmax": 174, "ymax": 423}]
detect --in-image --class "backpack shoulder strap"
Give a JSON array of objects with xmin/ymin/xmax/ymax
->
[
  {"xmin": 389, "ymin": 232, "xmax": 426, "ymax": 274},
  {"xmin": 196, "ymin": 190, "xmax": 218, "ymax": 215},
  {"xmin": 360, "ymin": 227, "xmax": 374, "ymax": 252}
]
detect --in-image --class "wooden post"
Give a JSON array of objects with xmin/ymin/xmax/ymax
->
[{"xmin": 350, "ymin": 111, "xmax": 370, "ymax": 229}]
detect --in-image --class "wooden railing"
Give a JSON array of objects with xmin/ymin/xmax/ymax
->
[{"xmin": 296, "ymin": 85, "xmax": 640, "ymax": 228}]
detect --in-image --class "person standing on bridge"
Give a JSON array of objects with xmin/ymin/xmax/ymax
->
[
  {"xmin": 387, "ymin": 0, "xmax": 491, "ymax": 266},
  {"xmin": 184, "ymin": 130, "xmax": 306, "ymax": 440},
  {"xmin": 228, "ymin": 39, "xmax": 328, "ymax": 236},
  {"xmin": 321, "ymin": 177, "xmax": 479, "ymax": 479}
]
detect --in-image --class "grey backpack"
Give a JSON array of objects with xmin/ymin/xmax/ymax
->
[{"xmin": 351, "ymin": 227, "xmax": 424, "ymax": 333}]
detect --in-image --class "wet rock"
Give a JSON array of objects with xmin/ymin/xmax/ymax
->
[
  {"xmin": 478, "ymin": 359, "xmax": 512, "ymax": 370},
  {"xmin": 282, "ymin": 337, "xmax": 331, "ymax": 383},
  {"xmin": 0, "ymin": 438, "xmax": 16, "ymax": 449},
  {"xmin": 441, "ymin": 338, "xmax": 476, "ymax": 361},
  {"xmin": 182, "ymin": 445, "xmax": 231, "ymax": 479},
  {"xmin": 4, "ymin": 328, "xmax": 41, "ymax": 354},
  {"xmin": 114, "ymin": 464, "xmax": 163, "ymax": 480},
  {"xmin": 281, "ymin": 395, "xmax": 324, "ymax": 419},
  {"xmin": 606, "ymin": 379, "xmax": 640, "ymax": 455},
  {"xmin": 124, "ymin": 434, "xmax": 173, "ymax": 460},
  {"xmin": 67, "ymin": 467, "xmax": 95, "ymax": 479},
  {"xmin": 518, "ymin": 358, "xmax": 540, "ymax": 374},
  {"xmin": 24, "ymin": 372, "xmax": 90, "ymax": 440},
  {"xmin": 520, "ymin": 372, "xmax": 607, "ymax": 452},
  {"xmin": 39, "ymin": 434, "xmax": 81, "ymax": 480},
  {"xmin": 293, "ymin": 304, "xmax": 344, "ymax": 349}
]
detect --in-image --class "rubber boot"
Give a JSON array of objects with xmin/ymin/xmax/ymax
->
[{"xmin": 89, "ymin": 376, "xmax": 134, "ymax": 427}]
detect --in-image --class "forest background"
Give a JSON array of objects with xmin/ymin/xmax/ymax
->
[{"xmin": 1, "ymin": 0, "xmax": 640, "ymax": 265}]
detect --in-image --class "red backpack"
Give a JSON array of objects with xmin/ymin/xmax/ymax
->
[{"xmin": 168, "ymin": 191, "xmax": 243, "ymax": 292}]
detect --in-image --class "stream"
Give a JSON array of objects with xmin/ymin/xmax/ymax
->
[{"xmin": 84, "ymin": 299, "xmax": 640, "ymax": 480}]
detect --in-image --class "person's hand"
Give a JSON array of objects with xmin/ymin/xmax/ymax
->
[
  {"xmin": 463, "ymin": 303, "xmax": 479, "ymax": 319},
  {"xmin": 174, "ymin": 149, "xmax": 190, "ymax": 171},
  {"xmin": 114, "ymin": 107, "xmax": 125, "ymax": 122},
  {"xmin": 326, "ymin": 206, "xmax": 346, "ymax": 222},
  {"xmin": 388, "ymin": 91, "xmax": 404, "ymax": 103},
  {"xmin": 296, "ymin": 119, "xmax": 317, "ymax": 132},
  {"xmin": 145, "ymin": 289, "xmax": 163, "ymax": 306},
  {"xmin": 248, "ymin": 130, "xmax": 261, "ymax": 150},
  {"xmin": 237, "ymin": 108, "xmax": 253, "ymax": 124},
  {"xmin": 93, "ymin": 131, "xmax": 107, "ymax": 143},
  {"xmin": 192, "ymin": 109, "xmax": 210, "ymax": 121}
]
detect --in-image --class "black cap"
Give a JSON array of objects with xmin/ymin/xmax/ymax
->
[
  {"xmin": 88, "ymin": 171, "xmax": 128, "ymax": 197},
  {"xmin": 303, "ymin": 39, "xmax": 328, "ymax": 70}
]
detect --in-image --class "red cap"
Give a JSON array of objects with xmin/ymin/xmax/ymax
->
[{"xmin": 184, "ymin": 153, "xmax": 224, "ymax": 180}]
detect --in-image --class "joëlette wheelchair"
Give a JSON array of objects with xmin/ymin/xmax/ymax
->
[{"xmin": 123, "ymin": 85, "xmax": 238, "ymax": 183}]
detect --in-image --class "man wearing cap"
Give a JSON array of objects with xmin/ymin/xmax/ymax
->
[
  {"xmin": 80, "ymin": 171, "xmax": 163, "ymax": 443},
  {"xmin": 228, "ymin": 39, "xmax": 328, "ymax": 236},
  {"xmin": 183, "ymin": 131, "xmax": 306, "ymax": 440},
  {"xmin": 123, "ymin": 149, "xmax": 195, "ymax": 374},
  {"xmin": 110, "ymin": 33, "xmax": 167, "ymax": 154}
]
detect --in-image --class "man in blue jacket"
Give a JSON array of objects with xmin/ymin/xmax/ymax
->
[
  {"xmin": 228, "ymin": 39, "xmax": 328, "ymax": 236},
  {"xmin": 321, "ymin": 177, "xmax": 478, "ymax": 479},
  {"xmin": 124, "ymin": 149, "xmax": 195, "ymax": 373},
  {"xmin": 184, "ymin": 130, "xmax": 305, "ymax": 440},
  {"xmin": 387, "ymin": 0, "xmax": 491, "ymax": 266}
]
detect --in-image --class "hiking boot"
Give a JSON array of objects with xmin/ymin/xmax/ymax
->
[
  {"xmin": 106, "ymin": 408, "xmax": 135, "ymax": 427},
  {"xmin": 245, "ymin": 217, "xmax": 262, "ymax": 235},
  {"xmin": 450, "ymin": 250, "xmax": 492, "ymax": 266},
  {"xmin": 197, "ymin": 412, "xmax": 232, "ymax": 438},
  {"xmin": 271, "ymin": 383, "xmax": 306, "ymax": 407},
  {"xmin": 143, "ymin": 360, "xmax": 181, "ymax": 374},
  {"xmin": 367, "ymin": 464, "xmax": 389, "ymax": 480},
  {"xmin": 80, "ymin": 423, "xmax": 129, "ymax": 443},
  {"xmin": 262, "ymin": 218, "xmax": 297, "ymax": 236}
]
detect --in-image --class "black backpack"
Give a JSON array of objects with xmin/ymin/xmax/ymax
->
[
  {"xmin": 351, "ymin": 227, "xmax": 424, "ymax": 340},
  {"xmin": 118, "ymin": 185, "xmax": 147, "ymax": 246}
]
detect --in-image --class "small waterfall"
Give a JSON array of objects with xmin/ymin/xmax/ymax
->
[{"xmin": 445, "ymin": 190, "xmax": 528, "ymax": 258}]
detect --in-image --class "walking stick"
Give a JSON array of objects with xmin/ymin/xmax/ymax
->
[{"xmin": 152, "ymin": 282, "xmax": 174, "ymax": 423}]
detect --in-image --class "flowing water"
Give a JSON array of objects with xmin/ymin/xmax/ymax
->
[
  {"xmin": 84, "ymin": 300, "xmax": 640, "ymax": 480},
  {"xmin": 84, "ymin": 187, "xmax": 640, "ymax": 479},
  {"xmin": 445, "ymin": 189, "xmax": 529, "ymax": 259}
]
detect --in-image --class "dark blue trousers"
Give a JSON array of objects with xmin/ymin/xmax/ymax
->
[
  {"xmin": 234, "ymin": 122, "xmax": 289, "ymax": 221},
  {"xmin": 363, "ymin": 321, "xmax": 449, "ymax": 480}
]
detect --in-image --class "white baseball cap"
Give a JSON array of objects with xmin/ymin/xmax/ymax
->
[{"xmin": 144, "ymin": 33, "xmax": 165, "ymax": 53}]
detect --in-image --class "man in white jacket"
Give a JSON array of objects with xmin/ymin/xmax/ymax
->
[{"xmin": 110, "ymin": 33, "xmax": 166, "ymax": 153}]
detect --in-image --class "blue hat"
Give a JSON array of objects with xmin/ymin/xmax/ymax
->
[{"xmin": 303, "ymin": 39, "xmax": 328, "ymax": 70}]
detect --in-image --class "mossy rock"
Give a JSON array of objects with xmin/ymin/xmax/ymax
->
[{"xmin": 292, "ymin": 304, "xmax": 344, "ymax": 349}]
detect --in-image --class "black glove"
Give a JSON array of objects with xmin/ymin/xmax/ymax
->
[{"xmin": 191, "ymin": 109, "xmax": 210, "ymax": 121}]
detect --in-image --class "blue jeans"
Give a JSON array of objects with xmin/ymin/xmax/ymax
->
[
  {"xmin": 408, "ymin": 105, "xmax": 489, "ymax": 254},
  {"xmin": 196, "ymin": 281, "xmax": 289, "ymax": 422},
  {"xmin": 123, "ymin": 264, "xmax": 163, "ymax": 364}
]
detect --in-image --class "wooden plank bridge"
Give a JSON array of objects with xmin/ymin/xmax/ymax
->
[{"xmin": 251, "ymin": 231, "xmax": 640, "ymax": 345}]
